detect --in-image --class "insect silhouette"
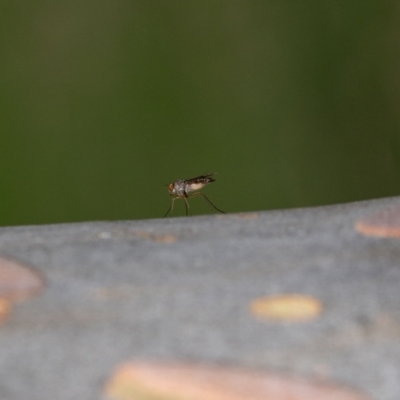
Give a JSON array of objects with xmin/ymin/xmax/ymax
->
[{"xmin": 164, "ymin": 173, "xmax": 225, "ymax": 217}]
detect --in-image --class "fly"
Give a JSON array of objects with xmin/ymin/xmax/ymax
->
[{"xmin": 164, "ymin": 173, "xmax": 225, "ymax": 217}]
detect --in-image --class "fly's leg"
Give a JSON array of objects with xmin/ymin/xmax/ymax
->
[
  {"xmin": 183, "ymin": 197, "xmax": 191, "ymax": 216},
  {"xmin": 163, "ymin": 197, "xmax": 177, "ymax": 217},
  {"xmin": 188, "ymin": 192, "xmax": 225, "ymax": 214}
]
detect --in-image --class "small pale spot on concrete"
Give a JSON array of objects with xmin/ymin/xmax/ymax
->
[
  {"xmin": 104, "ymin": 362, "xmax": 369, "ymax": 400},
  {"xmin": 0, "ymin": 257, "xmax": 45, "ymax": 302},
  {"xmin": 98, "ymin": 232, "xmax": 112, "ymax": 239},
  {"xmin": 250, "ymin": 294, "xmax": 322, "ymax": 322},
  {"xmin": 355, "ymin": 205, "xmax": 400, "ymax": 238}
]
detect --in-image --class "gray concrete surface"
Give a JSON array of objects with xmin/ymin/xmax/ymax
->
[{"xmin": 0, "ymin": 196, "xmax": 399, "ymax": 399}]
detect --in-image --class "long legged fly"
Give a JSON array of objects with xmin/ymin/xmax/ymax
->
[{"xmin": 164, "ymin": 173, "xmax": 225, "ymax": 217}]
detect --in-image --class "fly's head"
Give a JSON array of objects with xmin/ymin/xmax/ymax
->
[{"xmin": 168, "ymin": 180, "xmax": 185, "ymax": 197}]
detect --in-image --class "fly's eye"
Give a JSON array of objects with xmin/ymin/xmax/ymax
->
[{"xmin": 168, "ymin": 183, "xmax": 174, "ymax": 191}]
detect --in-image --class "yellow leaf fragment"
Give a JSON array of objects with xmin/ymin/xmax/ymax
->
[{"xmin": 250, "ymin": 294, "xmax": 322, "ymax": 321}]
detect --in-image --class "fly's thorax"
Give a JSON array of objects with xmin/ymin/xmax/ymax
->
[{"xmin": 170, "ymin": 180, "xmax": 185, "ymax": 196}]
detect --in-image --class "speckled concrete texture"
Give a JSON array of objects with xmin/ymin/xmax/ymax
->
[{"xmin": 0, "ymin": 196, "xmax": 399, "ymax": 399}]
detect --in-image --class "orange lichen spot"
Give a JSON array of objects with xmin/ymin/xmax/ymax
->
[
  {"xmin": 0, "ymin": 257, "xmax": 45, "ymax": 302},
  {"xmin": 152, "ymin": 234, "xmax": 177, "ymax": 243},
  {"xmin": 0, "ymin": 298, "xmax": 11, "ymax": 324},
  {"xmin": 355, "ymin": 205, "xmax": 400, "ymax": 238},
  {"xmin": 135, "ymin": 231, "xmax": 177, "ymax": 243},
  {"xmin": 104, "ymin": 362, "xmax": 368, "ymax": 400},
  {"xmin": 250, "ymin": 294, "xmax": 322, "ymax": 322},
  {"xmin": 134, "ymin": 231, "xmax": 152, "ymax": 239}
]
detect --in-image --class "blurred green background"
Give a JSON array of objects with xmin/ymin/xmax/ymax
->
[{"xmin": 1, "ymin": 1, "xmax": 400, "ymax": 225}]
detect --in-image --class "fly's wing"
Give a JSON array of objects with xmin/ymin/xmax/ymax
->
[
  {"xmin": 185, "ymin": 174, "xmax": 215, "ymax": 185},
  {"xmin": 184, "ymin": 173, "xmax": 216, "ymax": 193}
]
